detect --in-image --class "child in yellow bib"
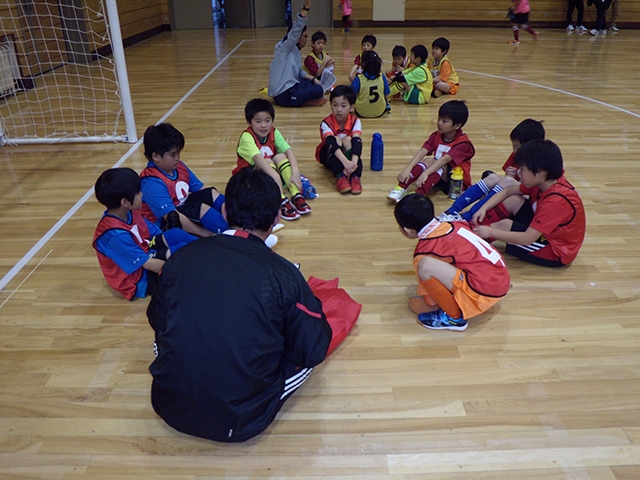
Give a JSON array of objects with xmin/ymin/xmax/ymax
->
[{"xmin": 350, "ymin": 50, "xmax": 390, "ymax": 118}]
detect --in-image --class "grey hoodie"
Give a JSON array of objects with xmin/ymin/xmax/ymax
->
[{"xmin": 268, "ymin": 13, "xmax": 307, "ymax": 97}]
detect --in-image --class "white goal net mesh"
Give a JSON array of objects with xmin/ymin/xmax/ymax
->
[{"xmin": 0, "ymin": 0, "xmax": 136, "ymax": 144}]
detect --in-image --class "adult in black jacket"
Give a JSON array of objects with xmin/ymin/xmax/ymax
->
[{"xmin": 147, "ymin": 168, "xmax": 332, "ymax": 442}]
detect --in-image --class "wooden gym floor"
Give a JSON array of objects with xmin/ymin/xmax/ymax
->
[{"xmin": 1, "ymin": 26, "xmax": 640, "ymax": 479}]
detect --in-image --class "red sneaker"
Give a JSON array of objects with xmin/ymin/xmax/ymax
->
[
  {"xmin": 336, "ymin": 175, "xmax": 351, "ymax": 194},
  {"xmin": 350, "ymin": 176, "xmax": 362, "ymax": 194},
  {"xmin": 280, "ymin": 198, "xmax": 300, "ymax": 220},
  {"xmin": 291, "ymin": 193, "xmax": 312, "ymax": 215}
]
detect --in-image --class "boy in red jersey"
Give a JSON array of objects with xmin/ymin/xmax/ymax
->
[
  {"xmin": 472, "ymin": 139, "xmax": 586, "ymax": 267},
  {"xmin": 236, "ymin": 98, "xmax": 311, "ymax": 220},
  {"xmin": 387, "ymin": 100, "xmax": 474, "ymax": 203},
  {"xmin": 315, "ymin": 85, "xmax": 363, "ymax": 194},
  {"xmin": 395, "ymin": 193, "xmax": 510, "ymax": 331},
  {"xmin": 439, "ymin": 118, "xmax": 545, "ymax": 223},
  {"xmin": 140, "ymin": 123, "xmax": 228, "ymax": 237},
  {"xmin": 93, "ymin": 168, "xmax": 197, "ymax": 300}
]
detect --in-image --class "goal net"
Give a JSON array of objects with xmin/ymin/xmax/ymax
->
[{"xmin": 0, "ymin": 0, "xmax": 136, "ymax": 145}]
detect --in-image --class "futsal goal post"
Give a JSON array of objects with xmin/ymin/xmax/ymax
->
[{"xmin": 0, "ymin": 0, "xmax": 137, "ymax": 145}]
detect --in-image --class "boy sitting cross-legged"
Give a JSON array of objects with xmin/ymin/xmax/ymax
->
[
  {"xmin": 388, "ymin": 44, "xmax": 432, "ymax": 105},
  {"xmin": 93, "ymin": 167, "xmax": 197, "ymax": 300},
  {"xmin": 315, "ymin": 85, "xmax": 364, "ymax": 194},
  {"xmin": 235, "ymin": 98, "xmax": 311, "ymax": 221},
  {"xmin": 140, "ymin": 123, "xmax": 228, "ymax": 237},
  {"xmin": 395, "ymin": 193, "xmax": 510, "ymax": 331},
  {"xmin": 472, "ymin": 139, "xmax": 586, "ymax": 267}
]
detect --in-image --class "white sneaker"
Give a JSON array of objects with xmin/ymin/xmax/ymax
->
[
  {"xmin": 387, "ymin": 186, "xmax": 406, "ymax": 203},
  {"xmin": 265, "ymin": 234, "xmax": 278, "ymax": 248},
  {"xmin": 437, "ymin": 212, "xmax": 466, "ymax": 223},
  {"xmin": 599, "ymin": 29, "xmax": 607, "ymax": 35},
  {"xmin": 590, "ymin": 28, "xmax": 599, "ymax": 35},
  {"xmin": 577, "ymin": 25, "xmax": 588, "ymax": 32},
  {"xmin": 609, "ymin": 25, "xmax": 619, "ymax": 32},
  {"xmin": 272, "ymin": 223, "xmax": 285, "ymax": 233},
  {"xmin": 566, "ymin": 24, "xmax": 575, "ymax": 32}
]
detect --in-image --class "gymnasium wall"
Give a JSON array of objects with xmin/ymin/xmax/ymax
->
[{"xmin": 332, "ymin": 0, "xmax": 640, "ymax": 28}]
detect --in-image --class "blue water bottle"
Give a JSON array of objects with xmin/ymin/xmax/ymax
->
[
  {"xmin": 370, "ymin": 132, "xmax": 384, "ymax": 171},
  {"xmin": 300, "ymin": 174, "xmax": 318, "ymax": 199}
]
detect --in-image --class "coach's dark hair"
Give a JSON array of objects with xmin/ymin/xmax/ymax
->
[
  {"xmin": 438, "ymin": 100, "xmax": 469, "ymax": 127},
  {"xmin": 394, "ymin": 194, "xmax": 435, "ymax": 232},
  {"xmin": 432, "ymin": 37, "xmax": 450, "ymax": 54},
  {"xmin": 510, "ymin": 119, "xmax": 545, "ymax": 144},
  {"xmin": 225, "ymin": 168, "xmax": 281, "ymax": 232},
  {"xmin": 284, "ymin": 24, "xmax": 307, "ymax": 43},
  {"xmin": 392, "ymin": 45, "xmax": 406, "ymax": 58},
  {"xmin": 410, "ymin": 44, "xmax": 428, "ymax": 64},
  {"xmin": 362, "ymin": 34, "xmax": 377, "ymax": 47},
  {"xmin": 311, "ymin": 30, "xmax": 327, "ymax": 43},
  {"xmin": 95, "ymin": 167, "xmax": 140, "ymax": 209},
  {"xmin": 513, "ymin": 139, "xmax": 564, "ymax": 180},
  {"xmin": 330, "ymin": 85, "xmax": 357, "ymax": 105},
  {"xmin": 361, "ymin": 50, "xmax": 382, "ymax": 78},
  {"xmin": 245, "ymin": 98, "xmax": 275, "ymax": 122},
  {"xmin": 143, "ymin": 123, "xmax": 185, "ymax": 161}
]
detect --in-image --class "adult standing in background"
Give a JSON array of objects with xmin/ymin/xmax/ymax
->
[
  {"xmin": 609, "ymin": 0, "xmax": 620, "ymax": 30},
  {"xmin": 268, "ymin": 0, "xmax": 326, "ymax": 107}
]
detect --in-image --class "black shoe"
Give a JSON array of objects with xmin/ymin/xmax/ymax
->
[{"xmin": 166, "ymin": 210, "xmax": 182, "ymax": 230}]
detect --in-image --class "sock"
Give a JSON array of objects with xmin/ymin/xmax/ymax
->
[
  {"xmin": 213, "ymin": 193, "xmax": 225, "ymax": 212},
  {"xmin": 522, "ymin": 24, "xmax": 537, "ymax": 36},
  {"xmin": 200, "ymin": 207, "xmax": 228, "ymax": 234},
  {"xmin": 449, "ymin": 179, "xmax": 490, "ymax": 214},
  {"xmin": 163, "ymin": 228, "xmax": 198, "ymax": 252},
  {"xmin": 276, "ymin": 158, "xmax": 301, "ymax": 196},
  {"xmin": 420, "ymin": 277, "xmax": 462, "ymax": 318},
  {"xmin": 478, "ymin": 201, "xmax": 511, "ymax": 226},
  {"xmin": 399, "ymin": 163, "xmax": 427, "ymax": 189},
  {"xmin": 513, "ymin": 26, "xmax": 520, "ymax": 41},
  {"xmin": 463, "ymin": 185, "xmax": 504, "ymax": 221},
  {"xmin": 415, "ymin": 171, "xmax": 442, "ymax": 195}
]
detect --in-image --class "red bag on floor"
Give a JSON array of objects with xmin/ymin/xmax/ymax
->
[{"xmin": 308, "ymin": 276, "xmax": 362, "ymax": 356}]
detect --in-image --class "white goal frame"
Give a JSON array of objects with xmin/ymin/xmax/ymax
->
[{"xmin": 0, "ymin": 0, "xmax": 137, "ymax": 145}]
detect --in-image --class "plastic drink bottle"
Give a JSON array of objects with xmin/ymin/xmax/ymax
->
[
  {"xmin": 370, "ymin": 132, "xmax": 384, "ymax": 171},
  {"xmin": 448, "ymin": 166, "xmax": 464, "ymax": 200}
]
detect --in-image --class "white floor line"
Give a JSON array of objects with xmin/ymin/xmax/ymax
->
[
  {"xmin": 0, "ymin": 249, "xmax": 53, "ymax": 309},
  {"xmin": 0, "ymin": 39, "xmax": 247, "ymax": 293},
  {"xmin": 458, "ymin": 68, "xmax": 640, "ymax": 119}
]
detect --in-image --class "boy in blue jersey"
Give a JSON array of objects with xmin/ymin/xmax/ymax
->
[
  {"xmin": 140, "ymin": 123, "xmax": 228, "ymax": 237},
  {"xmin": 93, "ymin": 168, "xmax": 197, "ymax": 300}
]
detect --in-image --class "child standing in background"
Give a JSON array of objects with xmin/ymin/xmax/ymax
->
[
  {"xmin": 349, "ymin": 35, "xmax": 377, "ymax": 82},
  {"xmin": 428, "ymin": 37, "xmax": 460, "ymax": 98},
  {"xmin": 508, "ymin": 0, "xmax": 539, "ymax": 45},
  {"xmin": 339, "ymin": 0, "xmax": 353, "ymax": 32},
  {"xmin": 350, "ymin": 51, "xmax": 390, "ymax": 118}
]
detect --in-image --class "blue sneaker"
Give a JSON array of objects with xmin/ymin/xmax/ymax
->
[{"xmin": 418, "ymin": 309, "xmax": 468, "ymax": 331}]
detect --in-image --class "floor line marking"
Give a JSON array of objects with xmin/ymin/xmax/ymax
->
[{"xmin": 0, "ymin": 39, "xmax": 247, "ymax": 293}]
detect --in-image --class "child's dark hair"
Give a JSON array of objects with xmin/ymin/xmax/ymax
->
[
  {"xmin": 330, "ymin": 85, "xmax": 357, "ymax": 105},
  {"xmin": 432, "ymin": 37, "xmax": 450, "ymax": 54},
  {"xmin": 311, "ymin": 30, "xmax": 327, "ymax": 43},
  {"xmin": 410, "ymin": 44, "xmax": 428, "ymax": 64},
  {"xmin": 392, "ymin": 45, "xmax": 406, "ymax": 58},
  {"xmin": 143, "ymin": 123, "xmax": 185, "ymax": 161},
  {"xmin": 513, "ymin": 139, "xmax": 564, "ymax": 180},
  {"xmin": 438, "ymin": 100, "xmax": 469, "ymax": 127},
  {"xmin": 394, "ymin": 194, "xmax": 435, "ymax": 232},
  {"xmin": 361, "ymin": 51, "xmax": 382, "ymax": 78},
  {"xmin": 244, "ymin": 98, "xmax": 275, "ymax": 123},
  {"xmin": 362, "ymin": 34, "xmax": 377, "ymax": 48},
  {"xmin": 510, "ymin": 119, "xmax": 545, "ymax": 144},
  {"xmin": 95, "ymin": 167, "xmax": 140, "ymax": 210}
]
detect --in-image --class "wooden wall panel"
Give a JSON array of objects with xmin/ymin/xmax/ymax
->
[{"xmin": 333, "ymin": 0, "xmax": 640, "ymax": 26}]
